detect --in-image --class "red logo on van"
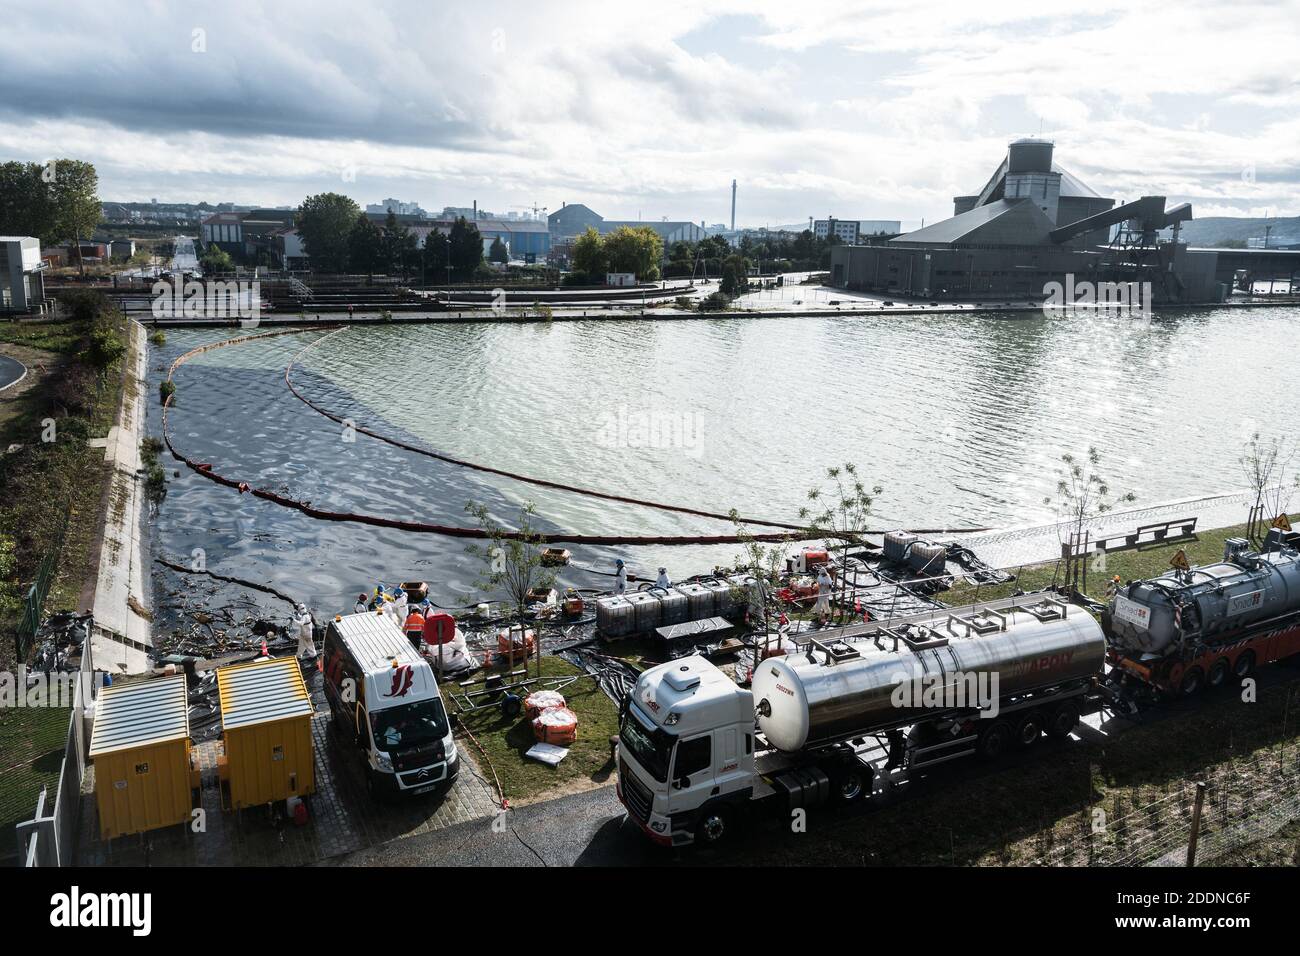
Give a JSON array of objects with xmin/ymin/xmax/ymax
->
[{"xmin": 385, "ymin": 665, "xmax": 414, "ymax": 698}]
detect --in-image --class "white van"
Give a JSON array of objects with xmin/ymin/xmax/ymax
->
[{"xmin": 322, "ymin": 611, "xmax": 458, "ymax": 799}]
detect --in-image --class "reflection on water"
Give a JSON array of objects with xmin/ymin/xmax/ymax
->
[{"xmin": 149, "ymin": 307, "xmax": 1300, "ymax": 611}]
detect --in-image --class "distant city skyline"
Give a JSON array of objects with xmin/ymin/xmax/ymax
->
[{"xmin": 2, "ymin": 1, "xmax": 1297, "ymax": 228}]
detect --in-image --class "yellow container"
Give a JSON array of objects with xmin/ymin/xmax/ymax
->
[
  {"xmin": 217, "ymin": 657, "xmax": 316, "ymax": 809},
  {"xmin": 88, "ymin": 674, "xmax": 193, "ymax": 840}
]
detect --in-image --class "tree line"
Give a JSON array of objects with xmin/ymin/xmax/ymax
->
[
  {"xmin": 662, "ymin": 229, "xmax": 841, "ymax": 278},
  {"xmin": 292, "ymin": 192, "xmax": 486, "ymax": 280},
  {"xmin": 0, "ymin": 159, "xmax": 102, "ymax": 274},
  {"xmin": 568, "ymin": 225, "xmax": 665, "ymax": 285}
]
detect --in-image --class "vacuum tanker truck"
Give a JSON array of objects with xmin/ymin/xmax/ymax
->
[
  {"xmin": 616, "ymin": 592, "xmax": 1106, "ymax": 847},
  {"xmin": 1103, "ymin": 529, "xmax": 1300, "ymax": 700}
]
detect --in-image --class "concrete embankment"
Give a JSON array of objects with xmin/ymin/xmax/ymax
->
[{"xmin": 86, "ymin": 319, "xmax": 153, "ymax": 674}]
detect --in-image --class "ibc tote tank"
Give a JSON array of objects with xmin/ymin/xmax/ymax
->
[{"xmin": 751, "ymin": 604, "xmax": 1104, "ymax": 752}]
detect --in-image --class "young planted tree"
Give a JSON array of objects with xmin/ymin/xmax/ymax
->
[
  {"xmin": 1239, "ymin": 432, "xmax": 1298, "ymax": 540},
  {"xmin": 729, "ymin": 508, "xmax": 796, "ymax": 649},
  {"xmin": 1043, "ymin": 446, "xmax": 1136, "ymax": 594},
  {"xmin": 465, "ymin": 500, "xmax": 557, "ymax": 678},
  {"xmin": 799, "ymin": 464, "xmax": 882, "ymax": 625},
  {"xmin": 488, "ymin": 236, "xmax": 509, "ymax": 264}
]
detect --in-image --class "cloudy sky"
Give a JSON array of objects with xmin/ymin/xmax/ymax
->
[{"xmin": 1, "ymin": 0, "xmax": 1296, "ymax": 228}]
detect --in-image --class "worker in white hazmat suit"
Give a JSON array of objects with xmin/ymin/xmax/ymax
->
[
  {"xmin": 813, "ymin": 566, "xmax": 833, "ymax": 625},
  {"xmin": 655, "ymin": 567, "xmax": 671, "ymax": 590},
  {"xmin": 294, "ymin": 603, "xmax": 317, "ymax": 659},
  {"xmin": 614, "ymin": 559, "xmax": 628, "ymax": 595}
]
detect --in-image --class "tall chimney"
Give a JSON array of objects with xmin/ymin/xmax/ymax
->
[
  {"xmin": 472, "ymin": 200, "xmax": 477, "ymax": 220},
  {"xmin": 730, "ymin": 179, "xmax": 737, "ymax": 231}
]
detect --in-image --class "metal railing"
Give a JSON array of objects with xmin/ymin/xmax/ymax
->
[{"xmin": 15, "ymin": 628, "xmax": 96, "ymax": 867}]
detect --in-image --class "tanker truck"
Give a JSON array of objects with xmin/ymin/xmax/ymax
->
[
  {"xmin": 616, "ymin": 591, "xmax": 1106, "ymax": 847},
  {"xmin": 1103, "ymin": 529, "xmax": 1300, "ymax": 700}
]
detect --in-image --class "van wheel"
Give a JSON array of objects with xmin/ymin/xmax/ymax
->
[
  {"xmin": 1046, "ymin": 702, "xmax": 1079, "ymax": 739},
  {"xmin": 976, "ymin": 721, "xmax": 1012, "ymax": 760},
  {"xmin": 1234, "ymin": 651, "xmax": 1256, "ymax": 679},
  {"xmin": 694, "ymin": 805, "xmax": 733, "ymax": 846},
  {"xmin": 1014, "ymin": 711, "xmax": 1044, "ymax": 748},
  {"xmin": 1179, "ymin": 666, "xmax": 1204, "ymax": 696},
  {"xmin": 1208, "ymin": 658, "xmax": 1231, "ymax": 688}
]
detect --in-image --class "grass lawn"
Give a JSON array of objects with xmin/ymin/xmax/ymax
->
[
  {"xmin": 0, "ymin": 319, "xmax": 95, "ymax": 355},
  {"xmin": 0, "ymin": 704, "xmax": 71, "ymax": 862},
  {"xmin": 945, "ymin": 514, "xmax": 1298, "ymax": 607},
  {"xmin": 454, "ymin": 655, "xmax": 621, "ymax": 803}
]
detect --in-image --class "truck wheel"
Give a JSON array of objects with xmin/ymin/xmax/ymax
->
[
  {"xmin": 976, "ymin": 721, "xmax": 1012, "ymax": 760},
  {"xmin": 694, "ymin": 805, "xmax": 733, "ymax": 847},
  {"xmin": 1208, "ymin": 658, "xmax": 1231, "ymax": 688},
  {"xmin": 1179, "ymin": 666, "xmax": 1204, "ymax": 696},
  {"xmin": 1014, "ymin": 711, "xmax": 1044, "ymax": 748},
  {"xmin": 1234, "ymin": 651, "xmax": 1256, "ymax": 679},
  {"xmin": 833, "ymin": 765, "xmax": 870, "ymax": 803},
  {"xmin": 1045, "ymin": 702, "xmax": 1079, "ymax": 739}
]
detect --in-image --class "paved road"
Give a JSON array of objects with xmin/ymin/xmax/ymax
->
[
  {"xmin": 0, "ymin": 354, "xmax": 27, "ymax": 391},
  {"xmin": 329, "ymin": 662, "xmax": 1300, "ymax": 867}
]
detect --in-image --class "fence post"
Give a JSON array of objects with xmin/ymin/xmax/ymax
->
[{"xmin": 1186, "ymin": 781, "xmax": 1207, "ymax": 867}]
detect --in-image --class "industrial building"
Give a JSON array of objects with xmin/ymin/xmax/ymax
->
[
  {"xmin": 814, "ymin": 218, "xmax": 902, "ymax": 244},
  {"xmin": 0, "ymin": 236, "xmax": 46, "ymax": 313},
  {"xmin": 547, "ymin": 203, "xmax": 705, "ymax": 247},
  {"xmin": 831, "ymin": 139, "xmax": 1223, "ymax": 304}
]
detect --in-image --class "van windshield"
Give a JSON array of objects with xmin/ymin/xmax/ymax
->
[
  {"xmin": 370, "ymin": 697, "xmax": 448, "ymax": 751},
  {"xmin": 618, "ymin": 704, "xmax": 674, "ymax": 783}
]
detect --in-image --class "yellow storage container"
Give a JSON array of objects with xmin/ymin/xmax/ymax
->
[
  {"xmin": 88, "ymin": 674, "xmax": 194, "ymax": 840},
  {"xmin": 217, "ymin": 656, "xmax": 316, "ymax": 809}
]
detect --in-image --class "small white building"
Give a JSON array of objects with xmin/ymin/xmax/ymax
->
[
  {"xmin": 606, "ymin": 272, "xmax": 637, "ymax": 286},
  {"xmin": 0, "ymin": 237, "xmax": 46, "ymax": 313}
]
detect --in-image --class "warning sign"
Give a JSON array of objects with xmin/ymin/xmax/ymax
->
[
  {"xmin": 1169, "ymin": 549, "xmax": 1191, "ymax": 572},
  {"xmin": 1272, "ymin": 514, "xmax": 1293, "ymax": 532}
]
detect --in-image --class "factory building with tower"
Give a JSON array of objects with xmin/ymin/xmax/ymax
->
[{"xmin": 831, "ymin": 139, "xmax": 1224, "ymax": 303}]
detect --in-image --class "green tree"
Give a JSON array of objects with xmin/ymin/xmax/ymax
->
[
  {"xmin": 379, "ymin": 209, "xmax": 418, "ymax": 277},
  {"xmin": 348, "ymin": 213, "xmax": 383, "ymax": 277},
  {"xmin": 423, "ymin": 229, "xmax": 450, "ymax": 281},
  {"xmin": 199, "ymin": 244, "xmax": 233, "ymax": 274},
  {"xmin": 488, "ymin": 236, "xmax": 508, "ymax": 263},
  {"xmin": 295, "ymin": 192, "xmax": 360, "ymax": 273},
  {"xmin": 604, "ymin": 225, "xmax": 663, "ymax": 280},
  {"xmin": 720, "ymin": 253, "xmax": 750, "ymax": 296},
  {"xmin": 0, "ymin": 161, "xmax": 57, "ymax": 242},
  {"xmin": 571, "ymin": 226, "xmax": 608, "ymax": 280},
  {"xmin": 50, "ymin": 160, "xmax": 101, "ymax": 275},
  {"xmin": 447, "ymin": 216, "xmax": 483, "ymax": 280}
]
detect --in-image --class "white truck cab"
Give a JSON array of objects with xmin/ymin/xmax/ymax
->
[
  {"xmin": 322, "ymin": 611, "xmax": 459, "ymax": 799},
  {"xmin": 616, "ymin": 656, "xmax": 757, "ymax": 846}
]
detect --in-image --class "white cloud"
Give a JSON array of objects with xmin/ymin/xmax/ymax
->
[{"xmin": 0, "ymin": 0, "xmax": 1296, "ymax": 223}]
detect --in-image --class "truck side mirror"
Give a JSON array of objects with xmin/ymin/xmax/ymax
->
[{"xmin": 673, "ymin": 775, "xmax": 691, "ymax": 790}]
